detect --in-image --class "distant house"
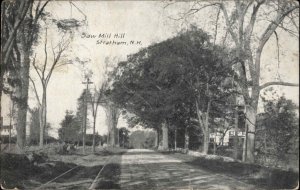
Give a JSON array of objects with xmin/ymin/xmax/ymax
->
[
  {"xmin": 0, "ymin": 125, "xmax": 15, "ymax": 137},
  {"xmin": 210, "ymin": 129, "xmax": 246, "ymax": 146}
]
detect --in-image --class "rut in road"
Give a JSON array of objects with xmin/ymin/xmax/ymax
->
[
  {"xmin": 118, "ymin": 150, "xmax": 257, "ymax": 190},
  {"xmin": 89, "ymin": 154, "xmax": 123, "ymax": 189}
]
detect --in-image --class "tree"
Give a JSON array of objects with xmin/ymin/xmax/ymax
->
[
  {"xmin": 58, "ymin": 110, "xmax": 81, "ymax": 143},
  {"xmin": 105, "ymin": 102, "xmax": 121, "ymax": 147},
  {"xmin": 1, "ymin": 0, "xmax": 32, "ymax": 107},
  {"xmin": 129, "ymin": 130, "xmax": 156, "ymax": 149},
  {"xmin": 76, "ymin": 88, "xmax": 91, "ymax": 149},
  {"xmin": 29, "ymin": 4, "xmax": 88, "ymax": 148},
  {"xmin": 90, "ymin": 83, "xmax": 106, "ymax": 153},
  {"xmin": 118, "ymin": 127, "xmax": 129, "ymax": 148},
  {"xmin": 30, "ymin": 27, "xmax": 71, "ymax": 147},
  {"xmin": 89, "ymin": 60, "xmax": 110, "ymax": 152},
  {"xmin": 165, "ymin": 0, "xmax": 299, "ymax": 162},
  {"xmin": 109, "ymin": 28, "xmax": 234, "ymax": 152},
  {"xmin": 256, "ymin": 96, "xmax": 299, "ymax": 166},
  {"xmin": 1, "ymin": 0, "xmax": 50, "ymax": 149}
]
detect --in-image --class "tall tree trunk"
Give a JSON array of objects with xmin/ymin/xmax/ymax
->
[
  {"xmin": 107, "ymin": 131, "xmax": 109, "ymax": 145},
  {"xmin": 213, "ymin": 131, "xmax": 217, "ymax": 155},
  {"xmin": 162, "ymin": 120, "xmax": 169, "ymax": 150},
  {"xmin": 116, "ymin": 128, "xmax": 119, "ymax": 147},
  {"xmin": 110, "ymin": 126, "xmax": 115, "ymax": 147},
  {"xmin": 184, "ymin": 126, "xmax": 189, "ymax": 150},
  {"xmin": 155, "ymin": 128, "xmax": 159, "ymax": 148},
  {"xmin": 195, "ymin": 99, "xmax": 210, "ymax": 154},
  {"xmin": 106, "ymin": 104, "xmax": 119, "ymax": 147},
  {"xmin": 8, "ymin": 101, "xmax": 14, "ymax": 150},
  {"xmin": 174, "ymin": 126, "xmax": 177, "ymax": 150},
  {"xmin": 202, "ymin": 100, "xmax": 211, "ymax": 154},
  {"xmin": 109, "ymin": 115, "xmax": 116, "ymax": 147},
  {"xmin": 92, "ymin": 116, "xmax": 96, "ymax": 153},
  {"xmin": 234, "ymin": 108, "xmax": 239, "ymax": 160},
  {"xmin": 243, "ymin": 102, "xmax": 258, "ymax": 162},
  {"xmin": 202, "ymin": 127, "xmax": 209, "ymax": 154},
  {"xmin": 14, "ymin": 52, "xmax": 30, "ymax": 149},
  {"xmin": 39, "ymin": 86, "xmax": 47, "ymax": 147}
]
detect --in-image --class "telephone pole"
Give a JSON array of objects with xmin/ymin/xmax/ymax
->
[{"xmin": 82, "ymin": 77, "xmax": 93, "ymax": 154}]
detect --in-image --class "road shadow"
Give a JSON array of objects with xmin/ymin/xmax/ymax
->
[
  {"xmin": 167, "ymin": 152, "xmax": 299, "ymax": 189},
  {"xmin": 93, "ymin": 152, "xmax": 125, "ymax": 189}
]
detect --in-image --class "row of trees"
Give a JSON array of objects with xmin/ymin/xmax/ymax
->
[
  {"xmin": 1, "ymin": 0, "xmax": 50, "ymax": 149},
  {"xmin": 58, "ymin": 109, "xmax": 107, "ymax": 146},
  {"xmin": 107, "ymin": 25, "xmax": 298, "ymax": 163},
  {"xmin": 161, "ymin": 0, "xmax": 299, "ymax": 162},
  {"xmin": 1, "ymin": 0, "xmax": 86, "ymax": 149},
  {"xmin": 58, "ymin": 79, "xmax": 122, "ymax": 153},
  {"xmin": 100, "ymin": 0, "xmax": 299, "ymax": 163},
  {"xmin": 108, "ymin": 28, "xmax": 238, "ymax": 153}
]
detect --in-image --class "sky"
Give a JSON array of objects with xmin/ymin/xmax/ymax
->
[{"xmin": 1, "ymin": 1, "xmax": 299, "ymax": 138}]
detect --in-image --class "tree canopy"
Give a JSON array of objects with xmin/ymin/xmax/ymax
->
[{"xmin": 108, "ymin": 27, "xmax": 236, "ymax": 151}]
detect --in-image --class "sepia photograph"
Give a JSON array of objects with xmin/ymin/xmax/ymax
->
[{"xmin": 0, "ymin": 0, "xmax": 299, "ymax": 189}]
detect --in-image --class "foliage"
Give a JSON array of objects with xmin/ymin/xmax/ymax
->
[
  {"xmin": 2, "ymin": 0, "xmax": 49, "ymax": 97},
  {"xmin": 164, "ymin": 0, "xmax": 299, "ymax": 162},
  {"xmin": 256, "ymin": 96, "xmax": 299, "ymax": 166},
  {"xmin": 118, "ymin": 127, "xmax": 130, "ymax": 148},
  {"xmin": 128, "ymin": 130, "xmax": 156, "ymax": 149},
  {"xmin": 109, "ymin": 27, "xmax": 235, "ymax": 151},
  {"xmin": 58, "ymin": 110, "xmax": 81, "ymax": 143},
  {"xmin": 76, "ymin": 89, "xmax": 92, "ymax": 129},
  {"xmin": 85, "ymin": 133, "xmax": 102, "ymax": 146},
  {"xmin": 110, "ymin": 29, "xmax": 230, "ymax": 128}
]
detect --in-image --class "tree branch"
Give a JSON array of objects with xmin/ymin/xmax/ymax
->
[
  {"xmin": 32, "ymin": 54, "xmax": 43, "ymax": 82},
  {"xmin": 42, "ymin": 28, "xmax": 48, "ymax": 78},
  {"xmin": 2, "ymin": 0, "xmax": 31, "ymax": 56},
  {"xmin": 244, "ymin": 0, "xmax": 265, "ymax": 43},
  {"xmin": 258, "ymin": 4, "xmax": 299, "ymax": 54},
  {"xmin": 219, "ymin": 3, "xmax": 239, "ymax": 46},
  {"xmin": 29, "ymin": 76, "xmax": 41, "ymax": 106},
  {"xmin": 259, "ymin": 81, "xmax": 299, "ymax": 90}
]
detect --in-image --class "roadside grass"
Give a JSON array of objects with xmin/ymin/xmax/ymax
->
[
  {"xmin": 0, "ymin": 144, "xmax": 126, "ymax": 189},
  {"xmin": 165, "ymin": 151, "xmax": 299, "ymax": 189}
]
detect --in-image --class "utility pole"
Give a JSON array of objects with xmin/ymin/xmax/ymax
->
[{"xmin": 82, "ymin": 77, "xmax": 93, "ymax": 154}]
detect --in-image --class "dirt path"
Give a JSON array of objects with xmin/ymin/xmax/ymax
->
[
  {"xmin": 26, "ymin": 149, "xmax": 262, "ymax": 189},
  {"xmin": 117, "ymin": 149, "xmax": 258, "ymax": 190}
]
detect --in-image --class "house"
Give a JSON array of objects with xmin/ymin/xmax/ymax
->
[
  {"xmin": 210, "ymin": 129, "xmax": 246, "ymax": 146},
  {"xmin": 0, "ymin": 125, "xmax": 15, "ymax": 137}
]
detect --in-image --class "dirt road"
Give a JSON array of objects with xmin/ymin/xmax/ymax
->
[
  {"xmin": 89, "ymin": 149, "xmax": 257, "ymax": 190},
  {"xmin": 34, "ymin": 149, "xmax": 259, "ymax": 190}
]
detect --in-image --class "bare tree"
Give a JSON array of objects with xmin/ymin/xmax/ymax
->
[
  {"xmin": 105, "ymin": 102, "xmax": 121, "ymax": 147},
  {"xmin": 102, "ymin": 56, "xmax": 122, "ymax": 148},
  {"xmin": 165, "ymin": 0, "xmax": 299, "ymax": 162},
  {"xmin": 30, "ymin": 28, "xmax": 70, "ymax": 147},
  {"xmin": 90, "ymin": 81, "xmax": 108, "ymax": 153}
]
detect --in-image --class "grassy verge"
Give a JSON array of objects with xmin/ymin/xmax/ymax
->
[
  {"xmin": 0, "ymin": 146, "xmax": 126, "ymax": 189},
  {"xmin": 167, "ymin": 152, "xmax": 299, "ymax": 189}
]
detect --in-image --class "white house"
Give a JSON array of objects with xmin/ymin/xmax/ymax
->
[
  {"xmin": 0, "ymin": 125, "xmax": 15, "ymax": 137},
  {"xmin": 210, "ymin": 129, "xmax": 245, "ymax": 146}
]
